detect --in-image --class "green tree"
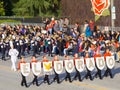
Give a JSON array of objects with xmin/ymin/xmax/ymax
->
[
  {"xmin": 12, "ymin": 0, "xmax": 61, "ymax": 16},
  {"xmin": 0, "ymin": 1, "xmax": 5, "ymax": 16},
  {"xmin": 1, "ymin": 0, "xmax": 13, "ymax": 16},
  {"xmin": 47, "ymin": 0, "xmax": 61, "ymax": 16},
  {"xmin": 13, "ymin": 0, "xmax": 49, "ymax": 16}
]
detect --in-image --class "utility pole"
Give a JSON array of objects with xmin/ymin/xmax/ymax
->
[{"xmin": 111, "ymin": 0, "xmax": 115, "ymax": 31}]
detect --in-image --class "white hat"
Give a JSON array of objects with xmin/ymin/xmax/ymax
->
[
  {"xmin": 93, "ymin": 41, "xmax": 96, "ymax": 44},
  {"xmin": 51, "ymin": 17, "xmax": 54, "ymax": 20},
  {"xmin": 105, "ymin": 40, "xmax": 110, "ymax": 43}
]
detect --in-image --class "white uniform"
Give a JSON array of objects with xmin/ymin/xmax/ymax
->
[
  {"xmin": 9, "ymin": 49, "xmax": 19, "ymax": 71},
  {"xmin": 9, "ymin": 40, "xmax": 13, "ymax": 48}
]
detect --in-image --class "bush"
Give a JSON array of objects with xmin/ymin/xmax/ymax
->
[{"xmin": 0, "ymin": 19, "xmax": 21, "ymax": 24}]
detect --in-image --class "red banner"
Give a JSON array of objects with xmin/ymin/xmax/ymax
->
[{"xmin": 91, "ymin": 0, "xmax": 110, "ymax": 16}]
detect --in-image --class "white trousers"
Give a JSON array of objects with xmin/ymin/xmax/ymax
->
[{"xmin": 11, "ymin": 57, "xmax": 17, "ymax": 71}]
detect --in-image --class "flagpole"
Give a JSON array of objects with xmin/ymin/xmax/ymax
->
[{"xmin": 111, "ymin": 0, "xmax": 114, "ymax": 31}]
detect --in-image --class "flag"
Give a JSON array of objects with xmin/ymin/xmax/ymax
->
[{"xmin": 90, "ymin": 0, "xmax": 110, "ymax": 21}]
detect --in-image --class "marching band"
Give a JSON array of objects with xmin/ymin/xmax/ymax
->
[
  {"xmin": 18, "ymin": 53, "xmax": 115, "ymax": 87},
  {"xmin": 0, "ymin": 19, "xmax": 119, "ymax": 88}
]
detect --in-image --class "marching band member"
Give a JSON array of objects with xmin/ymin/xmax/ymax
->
[
  {"xmin": 84, "ymin": 52, "xmax": 93, "ymax": 80},
  {"xmin": 0, "ymin": 39, "xmax": 6, "ymax": 61},
  {"xmin": 24, "ymin": 36, "xmax": 30, "ymax": 54},
  {"xmin": 9, "ymin": 45, "xmax": 19, "ymax": 71},
  {"xmin": 104, "ymin": 48, "xmax": 113, "ymax": 78},
  {"xmin": 31, "ymin": 37, "xmax": 37, "ymax": 57},
  {"xmin": 18, "ymin": 57, "xmax": 28, "ymax": 87},
  {"xmin": 42, "ymin": 55, "xmax": 50, "ymax": 85},
  {"xmin": 94, "ymin": 50, "xmax": 102, "ymax": 79},
  {"xmin": 73, "ymin": 53, "xmax": 82, "ymax": 81},
  {"xmin": 14, "ymin": 37, "xmax": 21, "ymax": 59},
  {"xmin": 30, "ymin": 56, "xmax": 39, "ymax": 86},
  {"xmin": 5, "ymin": 38, "xmax": 10, "ymax": 57},
  {"xmin": 48, "ymin": 36, "xmax": 53, "ymax": 57},
  {"xmin": 20, "ymin": 36, "xmax": 25, "ymax": 56},
  {"xmin": 36, "ymin": 36, "xmax": 41, "ymax": 55},
  {"xmin": 52, "ymin": 55, "xmax": 60, "ymax": 83},
  {"xmin": 9, "ymin": 38, "xmax": 14, "ymax": 49},
  {"xmin": 64, "ymin": 55, "xmax": 72, "ymax": 82}
]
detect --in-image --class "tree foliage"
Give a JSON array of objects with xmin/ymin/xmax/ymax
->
[
  {"xmin": 12, "ymin": 0, "xmax": 61, "ymax": 16},
  {"xmin": 1, "ymin": 0, "xmax": 13, "ymax": 16},
  {"xmin": 0, "ymin": 2, "xmax": 5, "ymax": 16}
]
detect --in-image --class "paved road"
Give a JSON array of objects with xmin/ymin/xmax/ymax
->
[{"xmin": 0, "ymin": 55, "xmax": 120, "ymax": 90}]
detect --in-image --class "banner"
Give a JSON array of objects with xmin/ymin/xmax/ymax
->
[
  {"xmin": 20, "ymin": 63, "xmax": 30, "ymax": 77},
  {"xmin": 86, "ymin": 58, "xmax": 95, "ymax": 71},
  {"xmin": 64, "ymin": 59, "xmax": 74, "ymax": 73},
  {"xmin": 75, "ymin": 58, "xmax": 85, "ymax": 72},
  {"xmin": 54, "ymin": 61, "xmax": 64, "ymax": 74},
  {"xmin": 90, "ymin": 0, "xmax": 110, "ymax": 21},
  {"xmin": 31, "ymin": 62, "xmax": 41, "ymax": 76},
  {"xmin": 106, "ymin": 56, "xmax": 115, "ymax": 69},
  {"xmin": 19, "ymin": 56, "xmax": 115, "ymax": 76},
  {"xmin": 43, "ymin": 61, "xmax": 53, "ymax": 74},
  {"xmin": 96, "ymin": 57, "xmax": 105, "ymax": 70}
]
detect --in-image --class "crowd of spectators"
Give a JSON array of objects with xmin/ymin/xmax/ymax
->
[{"xmin": 0, "ymin": 17, "xmax": 120, "ymax": 62}]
